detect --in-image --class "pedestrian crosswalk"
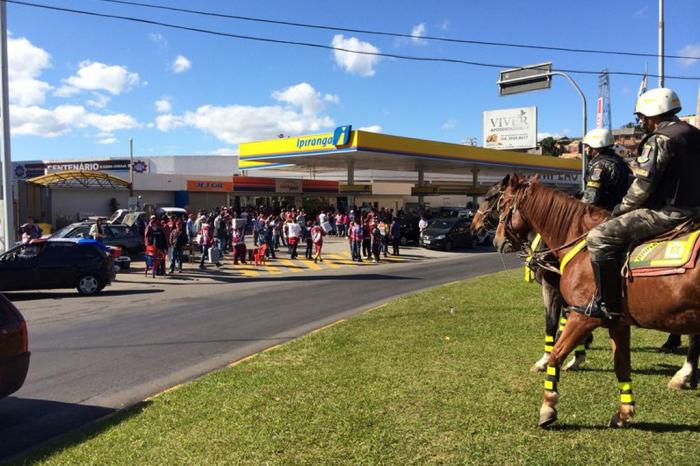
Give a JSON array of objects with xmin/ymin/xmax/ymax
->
[{"xmin": 226, "ymin": 250, "xmax": 414, "ymax": 277}]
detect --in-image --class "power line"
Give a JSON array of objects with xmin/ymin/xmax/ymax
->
[
  {"xmin": 92, "ymin": 0, "xmax": 700, "ymax": 61},
  {"xmin": 6, "ymin": 0, "xmax": 700, "ymax": 81}
]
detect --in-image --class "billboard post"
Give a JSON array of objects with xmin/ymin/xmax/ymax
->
[{"xmin": 498, "ymin": 63, "xmax": 587, "ymax": 191}]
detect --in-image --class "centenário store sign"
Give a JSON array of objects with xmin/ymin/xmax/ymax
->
[{"xmin": 483, "ymin": 107, "xmax": 537, "ymax": 150}]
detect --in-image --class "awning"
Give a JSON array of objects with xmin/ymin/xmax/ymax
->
[
  {"xmin": 27, "ymin": 170, "xmax": 131, "ymax": 189},
  {"xmin": 239, "ymin": 130, "xmax": 582, "ymax": 178}
]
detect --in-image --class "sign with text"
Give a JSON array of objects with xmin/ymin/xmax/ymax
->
[
  {"xmin": 187, "ymin": 180, "xmax": 234, "ymax": 192},
  {"xmin": 275, "ymin": 178, "xmax": 303, "ymax": 194},
  {"xmin": 483, "ymin": 107, "xmax": 537, "ymax": 150},
  {"xmin": 411, "ymin": 185, "xmax": 439, "ymax": 196},
  {"xmin": 339, "ymin": 184, "xmax": 372, "ymax": 194}
]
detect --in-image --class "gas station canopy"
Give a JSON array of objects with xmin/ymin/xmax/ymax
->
[{"xmin": 239, "ymin": 128, "xmax": 581, "ymax": 178}]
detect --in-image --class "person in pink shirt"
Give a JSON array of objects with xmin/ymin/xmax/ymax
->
[{"xmin": 311, "ymin": 221, "xmax": 325, "ymax": 264}]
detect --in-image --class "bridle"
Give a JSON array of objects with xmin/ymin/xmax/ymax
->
[
  {"xmin": 476, "ymin": 191, "xmax": 505, "ymax": 231},
  {"xmin": 498, "ymin": 182, "xmax": 532, "ymax": 249}
]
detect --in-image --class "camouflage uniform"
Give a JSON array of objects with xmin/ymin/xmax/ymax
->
[
  {"xmin": 588, "ymin": 118, "xmax": 700, "ymax": 262},
  {"xmin": 581, "ymin": 149, "xmax": 631, "ymax": 211}
]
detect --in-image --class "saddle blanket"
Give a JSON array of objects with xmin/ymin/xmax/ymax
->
[{"xmin": 629, "ymin": 229, "xmax": 700, "ymax": 277}]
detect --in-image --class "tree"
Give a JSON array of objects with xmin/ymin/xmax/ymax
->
[
  {"xmin": 623, "ymin": 121, "xmax": 643, "ymax": 132},
  {"xmin": 539, "ymin": 137, "xmax": 560, "ymax": 156}
]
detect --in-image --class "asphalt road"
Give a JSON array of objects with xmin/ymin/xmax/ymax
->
[{"xmin": 0, "ymin": 249, "xmax": 519, "ymax": 461}]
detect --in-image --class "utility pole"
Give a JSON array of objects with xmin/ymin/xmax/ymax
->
[
  {"xmin": 0, "ymin": 2, "xmax": 14, "ymax": 252},
  {"xmin": 658, "ymin": 0, "xmax": 665, "ymax": 87},
  {"xmin": 129, "ymin": 138, "xmax": 134, "ymax": 197}
]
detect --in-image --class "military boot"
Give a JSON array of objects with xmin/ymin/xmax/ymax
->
[{"xmin": 588, "ymin": 258, "xmax": 622, "ymax": 323}]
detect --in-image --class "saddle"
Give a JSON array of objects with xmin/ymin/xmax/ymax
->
[{"xmin": 626, "ymin": 227, "xmax": 700, "ymax": 277}]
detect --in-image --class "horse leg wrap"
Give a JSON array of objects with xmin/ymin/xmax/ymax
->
[
  {"xmin": 544, "ymin": 334, "xmax": 554, "ymax": 354},
  {"xmin": 544, "ymin": 365, "xmax": 560, "ymax": 393},
  {"xmin": 557, "ymin": 316, "xmax": 567, "ymax": 335},
  {"xmin": 618, "ymin": 381, "xmax": 635, "ymax": 406}
]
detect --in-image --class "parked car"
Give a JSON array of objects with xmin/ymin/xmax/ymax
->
[
  {"xmin": 51, "ymin": 222, "xmax": 144, "ymax": 256},
  {"xmin": 396, "ymin": 215, "xmax": 421, "ymax": 246},
  {"xmin": 0, "ymin": 239, "xmax": 115, "ymax": 295},
  {"xmin": 0, "ymin": 294, "xmax": 30, "ymax": 399},
  {"xmin": 156, "ymin": 207, "xmax": 188, "ymax": 221},
  {"xmin": 419, "ymin": 217, "xmax": 475, "ymax": 251},
  {"xmin": 108, "ymin": 208, "xmax": 131, "ymax": 225}
]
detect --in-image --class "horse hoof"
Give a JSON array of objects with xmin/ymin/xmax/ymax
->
[
  {"xmin": 609, "ymin": 412, "xmax": 631, "ymax": 429},
  {"xmin": 563, "ymin": 354, "xmax": 586, "ymax": 371},
  {"xmin": 667, "ymin": 377, "xmax": 685, "ymax": 390},
  {"xmin": 538, "ymin": 406, "xmax": 558, "ymax": 428}
]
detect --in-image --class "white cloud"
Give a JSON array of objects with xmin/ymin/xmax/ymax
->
[
  {"xmin": 324, "ymin": 93, "xmax": 340, "ymax": 104},
  {"xmin": 11, "ymin": 104, "xmax": 138, "ymax": 137},
  {"xmin": 58, "ymin": 61, "xmax": 140, "ymax": 96},
  {"xmin": 97, "ymin": 137, "xmax": 118, "ymax": 144},
  {"xmin": 8, "ymin": 36, "xmax": 53, "ymax": 106},
  {"xmin": 171, "ymin": 55, "xmax": 191, "ymax": 73},
  {"xmin": 331, "ymin": 35, "xmax": 381, "ymax": 77},
  {"xmin": 86, "ymin": 93, "xmax": 110, "ymax": 109},
  {"xmin": 537, "ymin": 132, "xmax": 563, "ymax": 141},
  {"xmin": 155, "ymin": 97, "xmax": 172, "ymax": 113},
  {"xmin": 441, "ymin": 119, "xmax": 458, "ymax": 130},
  {"xmin": 149, "ymin": 32, "xmax": 167, "ymax": 48},
  {"xmin": 411, "ymin": 23, "xmax": 427, "ymax": 45},
  {"xmin": 359, "ymin": 125, "xmax": 382, "ymax": 133},
  {"xmin": 212, "ymin": 148, "xmax": 238, "ymax": 156},
  {"xmin": 271, "ymin": 82, "xmax": 337, "ymax": 116},
  {"xmin": 155, "ymin": 113, "xmax": 185, "ymax": 131},
  {"xmin": 678, "ymin": 43, "xmax": 700, "ymax": 68},
  {"xmin": 156, "ymin": 82, "xmax": 336, "ymax": 144}
]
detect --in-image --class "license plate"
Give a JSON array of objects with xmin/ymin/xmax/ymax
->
[{"xmin": 423, "ymin": 240, "xmax": 431, "ymax": 244}]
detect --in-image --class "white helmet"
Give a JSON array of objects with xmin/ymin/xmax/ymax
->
[
  {"xmin": 635, "ymin": 87, "xmax": 682, "ymax": 117},
  {"xmin": 583, "ymin": 128, "xmax": 614, "ymax": 148}
]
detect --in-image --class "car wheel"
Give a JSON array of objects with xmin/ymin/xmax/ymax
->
[
  {"xmin": 444, "ymin": 240, "xmax": 453, "ymax": 252},
  {"xmin": 400, "ymin": 236, "xmax": 408, "ymax": 246},
  {"xmin": 77, "ymin": 275, "xmax": 102, "ymax": 295}
]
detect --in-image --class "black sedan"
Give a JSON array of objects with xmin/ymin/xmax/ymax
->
[
  {"xmin": 0, "ymin": 239, "xmax": 115, "ymax": 295},
  {"xmin": 419, "ymin": 217, "xmax": 475, "ymax": 251},
  {"xmin": 0, "ymin": 294, "xmax": 30, "ymax": 399},
  {"xmin": 51, "ymin": 222, "xmax": 144, "ymax": 256}
]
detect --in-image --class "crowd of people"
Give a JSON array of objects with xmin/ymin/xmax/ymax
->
[{"xmin": 141, "ymin": 205, "xmax": 407, "ymax": 275}]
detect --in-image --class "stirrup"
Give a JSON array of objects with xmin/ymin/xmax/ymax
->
[{"xmin": 570, "ymin": 301, "xmax": 620, "ymax": 323}]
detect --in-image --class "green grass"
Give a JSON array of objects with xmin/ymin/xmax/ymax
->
[{"xmin": 23, "ymin": 270, "xmax": 700, "ymax": 465}]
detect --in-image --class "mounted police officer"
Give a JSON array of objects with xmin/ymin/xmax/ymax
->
[
  {"xmin": 586, "ymin": 88, "xmax": 700, "ymax": 322},
  {"xmin": 581, "ymin": 128, "xmax": 631, "ymax": 211}
]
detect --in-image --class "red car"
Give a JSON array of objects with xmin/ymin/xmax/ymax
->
[{"xmin": 0, "ymin": 294, "xmax": 30, "ymax": 399}]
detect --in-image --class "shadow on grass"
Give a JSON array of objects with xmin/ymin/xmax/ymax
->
[
  {"xmin": 548, "ymin": 422, "xmax": 700, "ymax": 433},
  {"xmin": 579, "ymin": 363, "xmax": 681, "ymax": 377},
  {"xmin": 0, "ymin": 397, "xmax": 152, "ymax": 462},
  {"xmin": 8, "ymin": 399, "xmax": 152, "ymax": 464}
]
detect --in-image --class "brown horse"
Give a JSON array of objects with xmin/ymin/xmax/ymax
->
[
  {"xmin": 493, "ymin": 174, "xmax": 700, "ymax": 428},
  {"xmin": 472, "ymin": 178, "xmax": 589, "ymax": 372}
]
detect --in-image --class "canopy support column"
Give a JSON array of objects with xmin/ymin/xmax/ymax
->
[
  {"xmin": 471, "ymin": 166, "xmax": 480, "ymax": 207},
  {"xmin": 346, "ymin": 158, "xmax": 355, "ymax": 209},
  {"xmin": 417, "ymin": 169, "xmax": 425, "ymax": 210}
]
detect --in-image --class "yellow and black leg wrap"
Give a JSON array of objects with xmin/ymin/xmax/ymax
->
[
  {"xmin": 557, "ymin": 316, "xmax": 567, "ymax": 336},
  {"xmin": 544, "ymin": 335, "xmax": 554, "ymax": 354},
  {"xmin": 574, "ymin": 344, "xmax": 586, "ymax": 356},
  {"xmin": 544, "ymin": 365, "xmax": 560, "ymax": 393},
  {"xmin": 618, "ymin": 381, "xmax": 635, "ymax": 406}
]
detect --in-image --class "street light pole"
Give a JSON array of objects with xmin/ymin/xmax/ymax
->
[
  {"xmin": 550, "ymin": 71, "xmax": 587, "ymax": 191},
  {"xmin": 129, "ymin": 137, "xmax": 134, "ymax": 197},
  {"xmin": 658, "ymin": 0, "xmax": 665, "ymax": 88},
  {"xmin": 0, "ymin": 2, "xmax": 14, "ymax": 252}
]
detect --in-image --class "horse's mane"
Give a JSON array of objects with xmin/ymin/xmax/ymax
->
[{"xmin": 523, "ymin": 182, "xmax": 609, "ymax": 246}]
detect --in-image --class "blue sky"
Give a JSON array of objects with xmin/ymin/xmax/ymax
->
[{"xmin": 6, "ymin": 0, "xmax": 700, "ymax": 161}]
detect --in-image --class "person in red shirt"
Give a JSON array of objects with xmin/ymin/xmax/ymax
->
[{"xmin": 310, "ymin": 221, "xmax": 325, "ymax": 264}]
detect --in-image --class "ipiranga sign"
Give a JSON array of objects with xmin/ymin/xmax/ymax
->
[{"xmin": 483, "ymin": 107, "xmax": 537, "ymax": 150}]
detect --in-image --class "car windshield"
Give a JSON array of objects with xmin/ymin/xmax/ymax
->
[
  {"xmin": 52, "ymin": 225, "xmax": 80, "ymax": 238},
  {"xmin": 430, "ymin": 219, "xmax": 458, "ymax": 230},
  {"xmin": 108, "ymin": 211, "xmax": 122, "ymax": 223}
]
